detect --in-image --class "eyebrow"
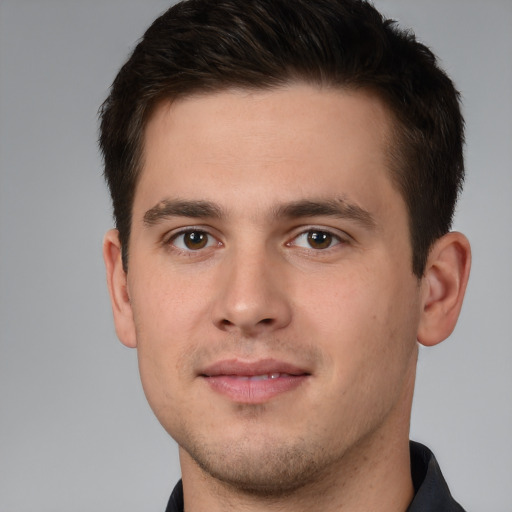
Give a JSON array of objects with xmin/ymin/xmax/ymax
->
[
  {"xmin": 274, "ymin": 199, "xmax": 376, "ymax": 229},
  {"xmin": 143, "ymin": 197, "xmax": 376, "ymax": 229},
  {"xmin": 143, "ymin": 199, "xmax": 222, "ymax": 226}
]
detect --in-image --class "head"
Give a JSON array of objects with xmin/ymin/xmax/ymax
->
[
  {"xmin": 100, "ymin": 0, "xmax": 464, "ymax": 278},
  {"xmin": 100, "ymin": 0, "xmax": 471, "ymax": 502}
]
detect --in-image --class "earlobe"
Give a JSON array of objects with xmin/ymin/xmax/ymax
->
[
  {"xmin": 417, "ymin": 232, "xmax": 471, "ymax": 347},
  {"xmin": 103, "ymin": 229, "xmax": 137, "ymax": 348}
]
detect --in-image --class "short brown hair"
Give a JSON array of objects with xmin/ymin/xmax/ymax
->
[{"xmin": 99, "ymin": 0, "xmax": 464, "ymax": 276}]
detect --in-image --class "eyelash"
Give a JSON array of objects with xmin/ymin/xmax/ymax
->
[
  {"xmin": 165, "ymin": 228, "xmax": 221, "ymax": 253},
  {"xmin": 288, "ymin": 229, "xmax": 344, "ymax": 251},
  {"xmin": 164, "ymin": 226, "xmax": 347, "ymax": 254}
]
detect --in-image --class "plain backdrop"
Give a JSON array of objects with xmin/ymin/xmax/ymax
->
[{"xmin": 0, "ymin": 1, "xmax": 511, "ymax": 511}]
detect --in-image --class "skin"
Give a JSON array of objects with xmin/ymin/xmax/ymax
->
[{"xmin": 104, "ymin": 84, "xmax": 471, "ymax": 512}]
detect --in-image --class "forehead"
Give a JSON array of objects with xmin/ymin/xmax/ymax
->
[{"xmin": 136, "ymin": 84, "xmax": 401, "ymax": 218}]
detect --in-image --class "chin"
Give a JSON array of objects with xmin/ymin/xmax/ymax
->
[{"xmin": 180, "ymin": 430, "xmax": 336, "ymax": 497}]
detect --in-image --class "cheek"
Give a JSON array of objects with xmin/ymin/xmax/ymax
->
[
  {"xmin": 297, "ymin": 266, "xmax": 420, "ymax": 432},
  {"xmin": 129, "ymin": 264, "xmax": 209, "ymax": 340},
  {"xmin": 298, "ymin": 261, "xmax": 420, "ymax": 373},
  {"xmin": 127, "ymin": 269, "xmax": 209, "ymax": 406}
]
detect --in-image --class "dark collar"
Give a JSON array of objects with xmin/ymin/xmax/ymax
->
[
  {"xmin": 165, "ymin": 442, "xmax": 466, "ymax": 512},
  {"xmin": 165, "ymin": 478, "xmax": 184, "ymax": 512},
  {"xmin": 407, "ymin": 441, "xmax": 466, "ymax": 511}
]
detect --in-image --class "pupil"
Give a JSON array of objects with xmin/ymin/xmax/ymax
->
[
  {"xmin": 308, "ymin": 231, "xmax": 332, "ymax": 249},
  {"xmin": 185, "ymin": 232, "xmax": 207, "ymax": 249}
]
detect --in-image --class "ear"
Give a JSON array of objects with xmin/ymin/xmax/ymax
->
[
  {"xmin": 417, "ymin": 232, "xmax": 471, "ymax": 347},
  {"xmin": 103, "ymin": 229, "xmax": 137, "ymax": 348}
]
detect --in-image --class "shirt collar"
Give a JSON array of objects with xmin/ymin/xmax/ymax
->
[{"xmin": 407, "ymin": 441, "xmax": 466, "ymax": 512}]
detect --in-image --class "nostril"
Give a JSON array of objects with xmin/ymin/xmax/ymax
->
[{"xmin": 218, "ymin": 317, "xmax": 274, "ymax": 330}]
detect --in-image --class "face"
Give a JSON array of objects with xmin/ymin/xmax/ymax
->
[{"xmin": 116, "ymin": 85, "xmax": 424, "ymax": 493}]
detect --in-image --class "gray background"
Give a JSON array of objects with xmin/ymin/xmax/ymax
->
[{"xmin": 0, "ymin": 1, "xmax": 510, "ymax": 510}]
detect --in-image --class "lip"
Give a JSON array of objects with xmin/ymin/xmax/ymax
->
[{"xmin": 200, "ymin": 358, "xmax": 311, "ymax": 404}]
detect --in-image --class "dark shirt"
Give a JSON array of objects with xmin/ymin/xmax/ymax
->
[
  {"xmin": 165, "ymin": 441, "xmax": 466, "ymax": 511},
  {"xmin": 407, "ymin": 442, "xmax": 466, "ymax": 511}
]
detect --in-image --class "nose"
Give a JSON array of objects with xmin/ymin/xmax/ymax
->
[{"xmin": 211, "ymin": 248, "xmax": 292, "ymax": 337}]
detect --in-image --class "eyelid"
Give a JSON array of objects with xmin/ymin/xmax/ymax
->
[
  {"xmin": 164, "ymin": 226, "xmax": 222, "ymax": 252},
  {"xmin": 286, "ymin": 226, "xmax": 351, "ymax": 250}
]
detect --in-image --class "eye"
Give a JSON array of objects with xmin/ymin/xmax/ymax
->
[
  {"xmin": 291, "ymin": 230, "xmax": 342, "ymax": 250},
  {"xmin": 170, "ymin": 230, "xmax": 218, "ymax": 251}
]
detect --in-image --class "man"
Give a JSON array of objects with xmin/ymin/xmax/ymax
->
[{"xmin": 100, "ymin": 0, "xmax": 471, "ymax": 510}]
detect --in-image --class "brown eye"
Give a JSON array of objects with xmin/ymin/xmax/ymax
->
[
  {"xmin": 289, "ymin": 229, "xmax": 341, "ymax": 250},
  {"xmin": 184, "ymin": 231, "xmax": 208, "ymax": 249},
  {"xmin": 172, "ymin": 230, "xmax": 215, "ymax": 251},
  {"xmin": 307, "ymin": 231, "xmax": 333, "ymax": 249}
]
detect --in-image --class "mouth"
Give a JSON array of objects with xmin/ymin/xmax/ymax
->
[{"xmin": 200, "ymin": 359, "xmax": 311, "ymax": 404}]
